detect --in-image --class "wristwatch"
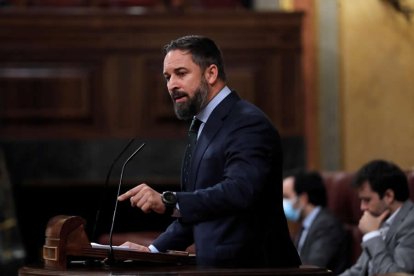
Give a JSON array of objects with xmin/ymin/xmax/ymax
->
[{"xmin": 161, "ymin": 191, "xmax": 177, "ymax": 215}]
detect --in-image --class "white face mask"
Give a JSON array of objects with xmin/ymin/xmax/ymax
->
[{"xmin": 283, "ymin": 198, "xmax": 301, "ymax": 222}]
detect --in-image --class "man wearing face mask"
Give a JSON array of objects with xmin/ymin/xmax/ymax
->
[
  {"xmin": 340, "ymin": 160, "xmax": 414, "ymax": 276},
  {"xmin": 283, "ymin": 170, "xmax": 349, "ymax": 274}
]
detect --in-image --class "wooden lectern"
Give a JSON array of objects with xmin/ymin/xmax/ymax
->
[
  {"xmin": 42, "ymin": 215, "xmax": 194, "ymax": 269},
  {"xmin": 27, "ymin": 215, "xmax": 334, "ymax": 275}
]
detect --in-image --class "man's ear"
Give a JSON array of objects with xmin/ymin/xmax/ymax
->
[
  {"xmin": 383, "ymin": 189, "xmax": 395, "ymax": 205},
  {"xmin": 204, "ymin": 64, "xmax": 218, "ymax": 85}
]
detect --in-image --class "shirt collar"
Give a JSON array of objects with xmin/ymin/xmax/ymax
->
[
  {"xmin": 303, "ymin": 206, "xmax": 322, "ymax": 229},
  {"xmin": 197, "ymin": 86, "xmax": 231, "ymax": 123},
  {"xmin": 385, "ymin": 206, "xmax": 401, "ymax": 226}
]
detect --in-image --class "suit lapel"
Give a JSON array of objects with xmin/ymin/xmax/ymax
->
[
  {"xmin": 188, "ymin": 92, "xmax": 240, "ymax": 191},
  {"xmin": 299, "ymin": 209, "xmax": 324, "ymax": 255}
]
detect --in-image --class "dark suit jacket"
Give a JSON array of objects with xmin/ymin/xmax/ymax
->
[
  {"xmin": 153, "ymin": 91, "xmax": 301, "ymax": 267},
  {"xmin": 341, "ymin": 200, "xmax": 414, "ymax": 276},
  {"xmin": 298, "ymin": 208, "xmax": 349, "ymax": 275}
]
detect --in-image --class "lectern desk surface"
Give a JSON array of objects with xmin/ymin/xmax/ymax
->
[{"xmin": 19, "ymin": 264, "xmax": 333, "ymax": 276}]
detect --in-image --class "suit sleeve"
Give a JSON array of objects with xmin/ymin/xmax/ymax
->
[
  {"xmin": 366, "ymin": 229, "xmax": 414, "ymax": 274},
  {"xmin": 151, "ymin": 219, "xmax": 193, "ymax": 252},
  {"xmin": 340, "ymin": 253, "xmax": 366, "ymax": 276}
]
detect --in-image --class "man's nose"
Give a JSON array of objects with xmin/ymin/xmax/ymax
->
[
  {"xmin": 360, "ymin": 202, "xmax": 368, "ymax": 211},
  {"xmin": 167, "ymin": 75, "xmax": 179, "ymax": 91}
]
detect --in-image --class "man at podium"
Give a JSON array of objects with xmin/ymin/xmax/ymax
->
[{"xmin": 117, "ymin": 35, "xmax": 301, "ymax": 268}]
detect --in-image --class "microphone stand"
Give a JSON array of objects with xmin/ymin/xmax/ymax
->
[
  {"xmin": 107, "ymin": 142, "xmax": 146, "ymax": 265},
  {"xmin": 91, "ymin": 138, "xmax": 135, "ymax": 243}
]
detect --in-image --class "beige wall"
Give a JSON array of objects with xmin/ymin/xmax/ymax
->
[{"xmin": 340, "ymin": 0, "xmax": 414, "ymax": 171}]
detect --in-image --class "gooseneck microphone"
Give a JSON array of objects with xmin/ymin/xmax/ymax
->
[
  {"xmin": 108, "ymin": 142, "xmax": 145, "ymax": 262},
  {"xmin": 91, "ymin": 138, "xmax": 136, "ymax": 242}
]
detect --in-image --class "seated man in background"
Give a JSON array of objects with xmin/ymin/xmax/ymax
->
[
  {"xmin": 283, "ymin": 170, "xmax": 349, "ymax": 274},
  {"xmin": 340, "ymin": 160, "xmax": 414, "ymax": 276}
]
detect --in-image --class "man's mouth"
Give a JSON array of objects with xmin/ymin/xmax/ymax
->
[{"xmin": 172, "ymin": 92, "xmax": 187, "ymax": 103}]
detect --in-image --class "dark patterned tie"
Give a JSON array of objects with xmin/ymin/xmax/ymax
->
[{"xmin": 181, "ymin": 116, "xmax": 202, "ymax": 190}]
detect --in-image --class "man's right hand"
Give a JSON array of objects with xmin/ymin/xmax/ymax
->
[
  {"xmin": 120, "ymin": 241, "xmax": 151, "ymax": 252},
  {"xmin": 118, "ymin": 183, "xmax": 166, "ymax": 214},
  {"xmin": 358, "ymin": 209, "xmax": 390, "ymax": 234}
]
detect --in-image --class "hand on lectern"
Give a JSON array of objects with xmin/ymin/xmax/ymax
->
[{"xmin": 119, "ymin": 241, "xmax": 150, "ymax": 252}]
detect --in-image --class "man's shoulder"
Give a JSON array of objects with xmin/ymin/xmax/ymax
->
[
  {"xmin": 232, "ymin": 99, "xmax": 273, "ymax": 122},
  {"xmin": 214, "ymin": 91, "xmax": 278, "ymax": 133},
  {"xmin": 216, "ymin": 90, "xmax": 267, "ymax": 119},
  {"xmin": 316, "ymin": 208, "xmax": 340, "ymax": 220},
  {"xmin": 400, "ymin": 200, "xmax": 414, "ymax": 216},
  {"xmin": 313, "ymin": 208, "xmax": 345, "ymax": 229},
  {"xmin": 402, "ymin": 200, "xmax": 414, "ymax": 221},
  {"xmin": 392, "ymin": 200, "xmax": 414, "ymax": 232}
]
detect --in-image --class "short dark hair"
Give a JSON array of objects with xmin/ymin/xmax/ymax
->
[
  {"xmin": 353, "ymin": 159, "xmax": 409, "ymax": 201},
  {"xmin": 163, "ymin": 35, "xmax": 227, "ymax": 81},
  {"xmin": 286, "ymin": 169, "xmax": 327, "ymax": 207}
]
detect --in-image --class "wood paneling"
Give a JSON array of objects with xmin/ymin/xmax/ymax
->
[
  {"xmin": 0, "ymin": 65, "xmax": 93, "ymax": 120},
  {"xmin": 0, "ymin": 9, "xmax": 303, "ymax": 139}
]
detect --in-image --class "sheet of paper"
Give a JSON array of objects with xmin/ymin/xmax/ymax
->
[{"xmin": 90, "ymin": 242, "xmax": 132, "ymax": 251}]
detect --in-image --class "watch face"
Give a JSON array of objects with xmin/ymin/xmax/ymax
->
[
  {"xmin": 164, "ymin": 192, "xmax": 174, "ymax": 201},
  {"xmin": 163, "ymin": 191, "xmax": 176, "ymax": 205}
]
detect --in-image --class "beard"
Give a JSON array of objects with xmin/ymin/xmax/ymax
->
[{"xmin": 172, "ymin": 77, "xmax": 209, "ymax": 121}]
